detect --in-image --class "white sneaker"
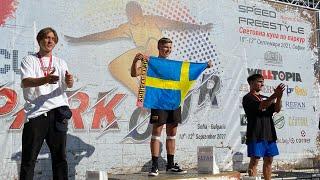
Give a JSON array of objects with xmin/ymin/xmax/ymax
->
[
  {"xmin": 148, "ymin": 166, "xmax": 159, "ymax": 176},
  {"xmin": 166, "ymin": 163, "xmax": 187, "ymax": 174}
]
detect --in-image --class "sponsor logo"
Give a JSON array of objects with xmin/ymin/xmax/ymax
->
[
  {"xmin": 285, "ymin": 101, "xmax": 306, "ymax": 110},
  {"xmin": 239, "ymin": 84, "xmax": 274, "ymax": 94},
  {"xmin": 287, "ymin": 116, "xmax": 308, "ymax": 126},
  {"xmin": 286, "ymin": 85, "xmax": 307, "ymax": 96},
  {"xmin": 264, "ymin": 51, "xmax": 283, "ymax": 66},
  {"xmin": 277, "ymin": 130, "xmax": 310, "ymax": 144},
  {"xmin": 277, "ymin": 137, "xmax": 311, "ymax": 144},
  {"xmin": 273, "ymin": 113, "xmax": 285, "ymax": 129},
  {"xmin": 295, "ymin": 138, "xmax": 310, "ymax": 143},
  {"xmin": 262, "ymin": 85, "xmax": 274, "ymax": 94},
  {"xmin": 247, "ymin": 68, "xmax": 302, "ymax": 82}
]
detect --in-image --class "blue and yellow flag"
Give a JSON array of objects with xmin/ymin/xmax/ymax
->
[{"xmin": 137, "ymin": 56, "xmax": 207, "ymax": 110}]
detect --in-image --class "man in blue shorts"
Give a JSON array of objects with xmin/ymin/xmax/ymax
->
[{"xmin": 242, "ymin": 74, "xmax": 285, "ymax": 180}]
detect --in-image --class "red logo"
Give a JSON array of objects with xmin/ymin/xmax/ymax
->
[{"xmin": 0, "ymin": 0, "xmax": 18, "ymax": 26}]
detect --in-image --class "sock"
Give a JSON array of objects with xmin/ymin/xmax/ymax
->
[
  {"xmin": 152, "ymin": 156, "xmax": 159, "ymax": 168},
  {"xmin": 167, "ymin": 154, "xmax": 174, "ymax": 167}
]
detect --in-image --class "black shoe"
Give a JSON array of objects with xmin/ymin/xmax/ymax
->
[
  {"xmin": 166, "ymin": 163, "xmax": 187, "ymax": 174},
  {"xmin": 148, "ymin": 166, "xmax": 159, "ymax": 176}
]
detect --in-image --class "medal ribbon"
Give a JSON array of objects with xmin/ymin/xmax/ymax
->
[
  {"xmin": 252, "ymin": 93, "xmax": 262, "ymax": 102},
  {"xmin": 37, "ymin": 53, "xmax": 53, "ymax": 76}
]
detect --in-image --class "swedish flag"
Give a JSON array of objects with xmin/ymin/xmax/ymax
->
[{"xmin": 137, "ymin": 56, "xmax": 207, "ymax": 110}]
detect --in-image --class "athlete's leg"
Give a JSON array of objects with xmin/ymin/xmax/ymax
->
[
  {"xmin": 248, "ymin": 157, "xmax": 259, "ymax": 176},
  {"xmin": 263, "ymin": 157, "xmax": 273, "ymax": 180}
]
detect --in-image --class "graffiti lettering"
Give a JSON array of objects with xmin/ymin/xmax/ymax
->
[
  {"xmin": 0, "ymin": 87, "xmax": 18, "ymax": 115},
  {"xmin": 0, "ymin": 49, "xmax": 24, "ymax": 74},
  {"xmin": 91, "ymin": 93, "xmax": 126, "ymax": 129},
  {"xmin": 69, "ymin": 92, "xmax": 89, "ymax": 129}
]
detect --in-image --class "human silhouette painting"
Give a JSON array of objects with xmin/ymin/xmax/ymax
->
[
  {"xmin": 65, "ymin": 1, "xmax": 212, "ymax": 95},
  {"xmin": 11, "ymin": 134, "xmax": 95, "ymax": 180}
]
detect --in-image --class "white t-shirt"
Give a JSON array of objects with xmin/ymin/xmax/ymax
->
[{"xmin": 20, "ymin": 54, "xmax": 70, "ymax": 120}]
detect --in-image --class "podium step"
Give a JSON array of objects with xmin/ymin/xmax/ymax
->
[{"xmin": 108, "ymin": 171, "xmax": 240, "ymax": 180}]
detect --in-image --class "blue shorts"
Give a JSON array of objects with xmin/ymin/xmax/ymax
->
[{"xmin": 247, "ymin": 140, "xmax": 279, "ymax": 157}]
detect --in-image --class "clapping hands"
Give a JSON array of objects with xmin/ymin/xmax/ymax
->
[
  {"xmin": 274, "ymin": 83, "xmax": 285, "ymax": 98},
  {"xmin": 45, "ymin": 68, "xmax": 59, "ymax": 84}
]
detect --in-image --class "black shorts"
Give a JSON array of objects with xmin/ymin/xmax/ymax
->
[{"xmin": 150, "ymin": 107, "xmax": 182, "ymax": 124}]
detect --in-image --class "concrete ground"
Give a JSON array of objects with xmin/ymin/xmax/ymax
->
[
  {"xmin": 241, "ymin": 169, "xmax": 320, "ymax": 180},
  {"xmin": 271, "ymin": 169, "xmax": 320, "ymax": 180}
]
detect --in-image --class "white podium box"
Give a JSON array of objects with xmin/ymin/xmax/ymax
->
[
  {"xmin": 86, "ymin": 170, "xmax": 108, "ymax": 180},
  {"xmin": 197, "ymin": 146, "xmax": 220, "ymax": 174},
  {"xmin": 242, "ymin": 176, "xmax": 262, "ymax": 180}
]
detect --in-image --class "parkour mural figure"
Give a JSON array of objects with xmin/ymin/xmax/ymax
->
[{"xmin": 65, "ymin": 1, "xmax": 212, "ymax": 95}]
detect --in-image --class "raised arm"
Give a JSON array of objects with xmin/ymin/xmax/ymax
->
[
  {"xmin": 274, "ymin": 84, "xmax": 284, "ymax": 112},
  {"xmin": 131, "ymin": 53, "xmax": 144, "ymax": 77},
  {"xmin": 22, "ymin": 69, "xmax": 59, "ymax": 88},
  {"xmin": 151, "ymin": 15, "xmax": 212, "ymax": 31},
  {"xmin": 207, "ymin": 60, "xmax": 213, "ymax": 68},
  {"xmin": 64, "ymin": 24, "xmax": 130, "ymax": 43},
  {"xmin": 259, "ymin": 83, "xmax": 285, "ymax": 111}
]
